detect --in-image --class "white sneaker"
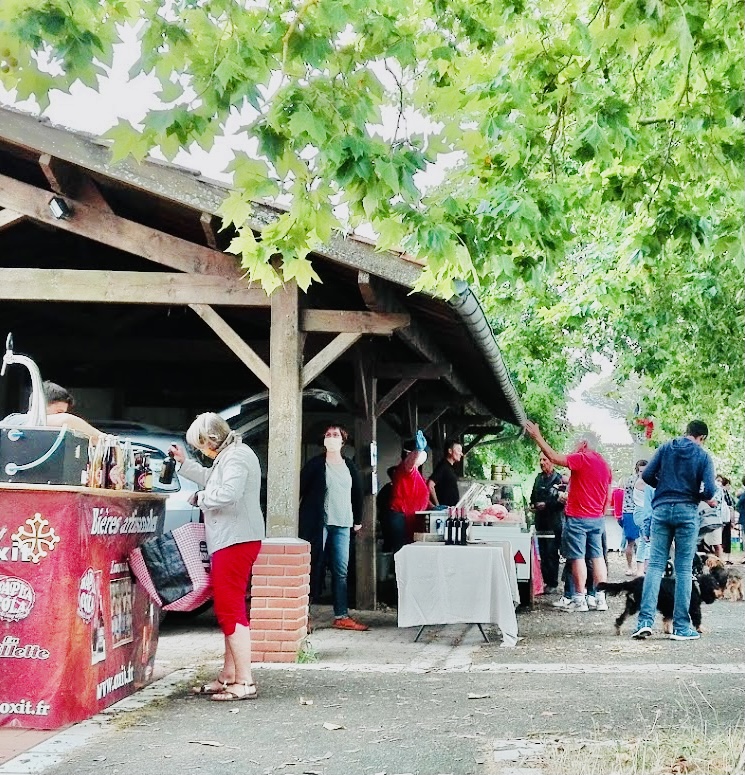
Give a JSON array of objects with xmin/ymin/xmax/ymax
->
[
  {"xmin": 594, "ymin": 592, "xmax": 608, "ymax": 611},
  {"xmin": 586, "ymin": 595, "xmax": 597, "ymax": 610},
  {"xmin": 565, "ymin": 596, "xmax": 589, "ymax": 612},
  {"xmin": 552, "ymin": 595, "xmax": 572, "ymax": 609}
]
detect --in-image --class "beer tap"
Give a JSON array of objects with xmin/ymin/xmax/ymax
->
[{"xmin": 1, "ymin": 333, "xmax": 47, "ymax": 427}]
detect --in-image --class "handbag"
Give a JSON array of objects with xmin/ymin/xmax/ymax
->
[{"xmin": 129, "ymin": 522, "xmax": 212, "ymax": 611}]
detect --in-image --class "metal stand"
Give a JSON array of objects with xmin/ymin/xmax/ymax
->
[{"xmin": 413, "ymin": 624, "xmax": 490, "ymax": 643}]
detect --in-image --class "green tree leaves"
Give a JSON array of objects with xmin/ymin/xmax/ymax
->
[{"xmin": 1, "ymin": 0, "xmax": 742, "ymax": 467}]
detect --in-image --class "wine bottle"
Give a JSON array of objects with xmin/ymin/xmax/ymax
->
[{"xmin": 159, "ymin": 450, "xmax": 177, "ymax": 485}]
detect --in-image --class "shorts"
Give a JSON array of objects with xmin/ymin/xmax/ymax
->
[
  {"xmin": 622, "ymin": 512, "xmax": 640, "ymax": 541},
  {"xmin": 562, "ymin": 516, "xmax": 605, "ymax": 561},
  {"xmin": 211, "ymin": 540, "xmax": 262, "ymax": 636},
  {"xmin": 635, "ymin": 537, "xmax": 650, "ymax": 563},
  {"xmin": 701, "ymin": 527, "xmax": 723, "ymax": 546}
]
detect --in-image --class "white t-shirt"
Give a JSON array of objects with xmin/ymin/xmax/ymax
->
[{"xmin": 324, "ymin": 461, "xmax": 353, "ymax": 527}]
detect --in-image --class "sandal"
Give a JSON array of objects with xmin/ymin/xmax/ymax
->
[
  {"xmin": 192, "ymin": 675, "xmax": 230, "ymax": 696},
  {"xmin": 210, "ymin": 681, "xmax": 258, "ymax": 702}
]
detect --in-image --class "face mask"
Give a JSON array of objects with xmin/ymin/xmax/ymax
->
[{"xmin": 324, "ymin": 437, "xmax": 343, "ymax": 453}]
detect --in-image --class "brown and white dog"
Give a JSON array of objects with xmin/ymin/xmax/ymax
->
[{"xmin": 704, "ymin": 555, "xmax": 745, "ymax": 602}]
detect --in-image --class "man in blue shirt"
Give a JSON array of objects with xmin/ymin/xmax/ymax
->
[{"xmin": 632, "ymin": 420, "xmax": 717, "ymax": 641}]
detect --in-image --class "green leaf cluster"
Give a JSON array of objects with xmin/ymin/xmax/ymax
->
[{"xmin": 3, "ymin": 0, "xmax": 742, "ymax": 465}]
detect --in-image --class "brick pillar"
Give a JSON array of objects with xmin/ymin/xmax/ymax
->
[{"xmin": 249, "ymin": 537, "xmax": 310, "ymax": 663}]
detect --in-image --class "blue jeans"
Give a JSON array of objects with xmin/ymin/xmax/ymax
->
[
  {"xmin": 638, "ymin": 503, "xmax": 698, "ymax": 632},
  {"xmin": 323, "ymin": 525, "xmax": 352, "ymax": 618}
]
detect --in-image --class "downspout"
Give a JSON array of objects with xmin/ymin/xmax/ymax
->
[{"xmin": 448, "ymin": 280, "xmax": 527, "ymax": 429}]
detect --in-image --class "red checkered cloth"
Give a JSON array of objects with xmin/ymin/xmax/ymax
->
[{"xmin": 130, "ymin": 523, "xmax": 212, "ymax": 612}]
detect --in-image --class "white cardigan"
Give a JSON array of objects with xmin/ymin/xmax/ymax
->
[{"xmin": 178, "ymin": 441, "xmax": 265, "ymax": 555}]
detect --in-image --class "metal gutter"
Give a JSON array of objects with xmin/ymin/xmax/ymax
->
[{"xmin": 448, "ymin": 280, "xmax": 527, "ymax": 429}]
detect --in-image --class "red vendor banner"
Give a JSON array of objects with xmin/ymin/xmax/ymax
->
[{"xmin": 0, "ymin": 485, "xmax": 166, "ymax": 730}]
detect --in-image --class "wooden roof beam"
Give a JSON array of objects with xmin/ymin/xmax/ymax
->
[
  {"xmin": 189, "ymin": 304, "xmax": 271, "ymax": 388},
  {"xmin": 0, "ymin": 172, "xmax": 243, "ymax": 280},
  {"xmin": 39, "ymin": 153, "xmax": 113, "ymax": 212},
  {"xmin": 0, "ymin": 268, "xmax": 268, "ymax": 306},
  {"xmin": 301, "ymin": 310, "xmax": 409, "ymax": 335},
  {"xmin": 200, "ymin": 211, "xmax": 220, "ymax": 249},
  {"xmin": 375, "ymin": 362, "xmax": 451, "ymax": 380},
  {"xmin": 302, "ymin": 333, "xmax": 361, "ymax": 388},
  {"xmin": 0, "ymin": 208, "xmax": 25, "ymax": 232},
  {"xmin": 375, "ymin": 378, "xmax": 417, "ymax": 418},
  {"xmin": 358, "ymin": 271, "xmax": 484, "ymax": 412}
]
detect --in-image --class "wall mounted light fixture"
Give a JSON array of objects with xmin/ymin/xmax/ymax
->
[{"xmin": 48, "ymin": 196, "xmax": 72, "ymax": 220}]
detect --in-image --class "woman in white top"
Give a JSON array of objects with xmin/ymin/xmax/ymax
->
[{"xmin": 171, "ymin": 413, "xmax": 264, "ymax": 701}]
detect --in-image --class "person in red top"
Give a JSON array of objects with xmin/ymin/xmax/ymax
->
[
  {"xmin": 525, "ymin": 421, "xmax": 613, "ymax": 613},
  {"xmin": 611, "ymin": 486, "xmax": 624, "ymax": 521},
  {"xmin": 386, "ymin": 434, "xmax": 431, "ymax": 552}
]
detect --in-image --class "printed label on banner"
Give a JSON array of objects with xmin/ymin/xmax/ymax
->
[
  {"xmin": 90, "ymin": 570, "xmax": 106, "ymax": 665},
  {"xmin": 110, "ymin": 576, "xmax": 133, "ymax": 648},
  {"xmin": 96, "ymin": 662, "xmax": 134, "ymax": 700},
  {"xmin": 110, "ymin": 560, "xmax": 129, "ymax": 576},
  {"xmin": 0, "ymin": 635, "xmax": 50, "ymax": 660},
  {"xmin": 0, "ymin": 514, "xmax": 59, "ymax": 565},
  {"xmin": 91, "ymin": 506, "xmax": 159, "ymax": 536},
  {"xmin": 0, "ymin": 699, "xmax": 50, "ymax": 717},
  {"xmin": 77, "ymin": 568, "xmax": 96, "ymax": 624},
  {"xmin": 0, "ymin": 575, "xmax": 35, "ymax": 621}
]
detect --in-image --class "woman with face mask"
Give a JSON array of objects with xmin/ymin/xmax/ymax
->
[
  {"xmin": 298, "ymin": 425, "xmax": 368, "ymax": 631},
  {"xmin": 170, "ymin": 413, "xmax": 264, "ymax": 701}
]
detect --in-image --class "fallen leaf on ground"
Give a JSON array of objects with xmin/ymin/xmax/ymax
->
[
  {"xmin": 322, "ymin": 722, "xmax": 345, "ymax": 731},
  {"xmin": 188, "ymin": 740, "xmax": 224, "ymax": 747}
]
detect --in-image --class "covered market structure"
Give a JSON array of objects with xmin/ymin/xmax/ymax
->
[{"xmin": 0, "ymin": 106, "xmax": 526, "ymax": 618}]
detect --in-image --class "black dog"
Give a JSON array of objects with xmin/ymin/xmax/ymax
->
[{"xmin": 597, "ymin": 574, "xmax": 726, "ymax": 635}]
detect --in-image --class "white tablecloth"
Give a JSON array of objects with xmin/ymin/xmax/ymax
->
[
  {"xmin": 476, "ymin": 540, "xmax": 520, "ymax": 605},
  {"xmin": 395, "ymin": 544, "xmax": 519, "ymax": 647}
]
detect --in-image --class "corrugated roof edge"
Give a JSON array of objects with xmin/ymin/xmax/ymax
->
[{"xmin": 449, "ymin": 280, "xmax": 527, "ymax": 428}]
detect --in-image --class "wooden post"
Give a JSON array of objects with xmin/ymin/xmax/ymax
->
[
  {"xmin": 354, "ymin": 346, "xmax": 378, "ymax": 610},
  {"xmin": 266, "ymin": 281, "xmax": 303, "ymax": 537}
]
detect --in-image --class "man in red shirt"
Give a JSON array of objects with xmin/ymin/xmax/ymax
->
[
  {"xmin": 386, "ymin": 436, "xmax": 431, "ymax": 552},
  {"xmin": 525, "ymin": 422, "xmax": 613, "ymax": 612}
]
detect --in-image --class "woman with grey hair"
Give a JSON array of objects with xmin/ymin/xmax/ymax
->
[{"xmin": 170, "ymin": 412, "xmax": 264, "ymax": 701}]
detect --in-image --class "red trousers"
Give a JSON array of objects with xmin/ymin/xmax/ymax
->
[{"xmin": 210, "ymin": 541, "xmax": 262, "ymax": 636}]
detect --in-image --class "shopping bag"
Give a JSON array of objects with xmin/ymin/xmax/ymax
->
[{"xmin": 129, "ymin": 522, "xmax": 212, "ymax": 611}]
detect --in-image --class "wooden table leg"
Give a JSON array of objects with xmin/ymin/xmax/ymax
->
[
  {"xmin": 477, "ymin": 624, "xmax": 490, "ymax": 643},
  {"xmin": 414, "ymin": 625, "xmax": 426, "ymax": 642}
]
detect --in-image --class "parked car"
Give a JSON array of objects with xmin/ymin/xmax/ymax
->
[
  {"xmin": 93, "ymin": 422, "xmax": 201, "ymax": 534},
  {"xmin": 94, "ymin": 389, "xmax": 350, "ymax": 533}
]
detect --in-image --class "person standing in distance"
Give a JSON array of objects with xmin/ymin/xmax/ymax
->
[
  {"xmin": 298, "ymin": 425, "xmax": 368, "ymax": 631},
  {"xmin": 1, "ymin": 380, "xmax": 102, "ymax": 442},
  {"xmin": 427, "ymin": 439, "xmax": 464, "ymax": 508},
  {"xmin": 631, "ymin": 420, "xmax": 717, "ymax": 641},
  {"xmin": 524, "ymin": 422, "xmax": 612, "ymax": 613},
  {"xmin": 529, "ymin": 453, "xmax": 565, "ymax": 592}
]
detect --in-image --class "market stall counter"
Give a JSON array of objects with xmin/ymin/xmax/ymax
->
[
  {"xmin": 395, "ymin": 542, "xmax": 519, "ymax": 647},
  {"xmin": 414, "ymin": 477, "xmax": 544, "ymax": 606},
  {"xmin": 0, "ymin": 483, "xmax": 166, "ymax": 730}
]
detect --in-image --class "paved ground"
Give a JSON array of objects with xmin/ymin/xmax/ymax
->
[{"xmin": 2, "ymin": 552, "xmax": 744, "ymax": 775}]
